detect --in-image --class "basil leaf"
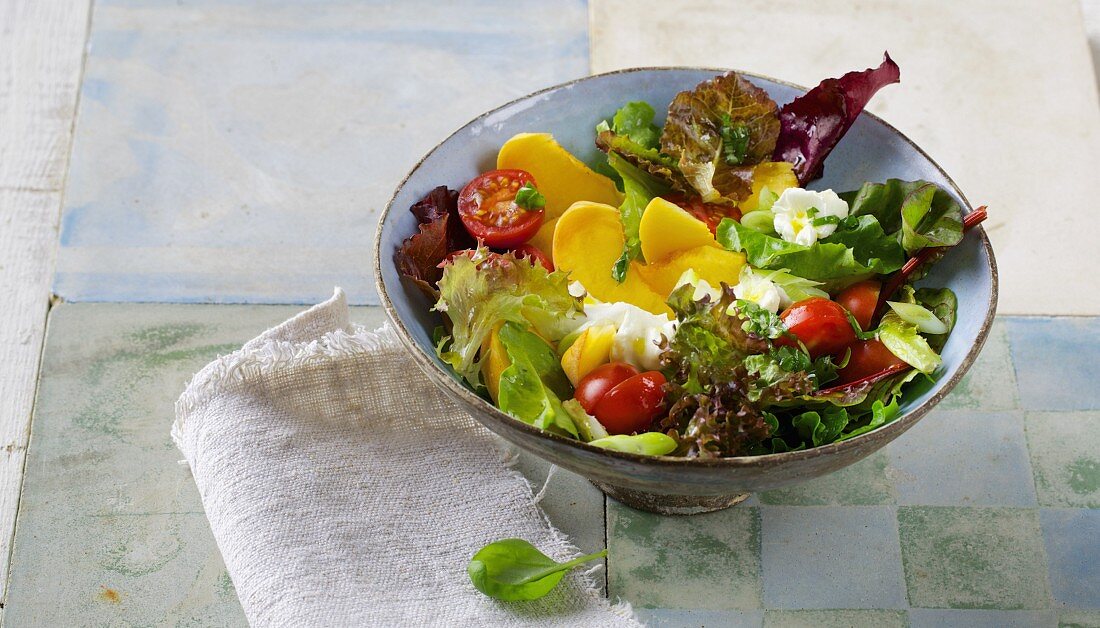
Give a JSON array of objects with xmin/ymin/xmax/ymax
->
[
  {"xmin": 514, "ymin": 183, "xmax": 546, "ymax": 210},
  {"xmin": 468, "ymin": 539, "xmax": 607, "ymax": 601}
]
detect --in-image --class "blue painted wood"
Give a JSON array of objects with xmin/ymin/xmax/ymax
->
[{"xmin": 55, "ymin": 0, "xmax": 589, "ymax": 304}]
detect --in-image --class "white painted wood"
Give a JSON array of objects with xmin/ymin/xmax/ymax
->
[
  {"xmin": 590, "ymin": 0, "xmax": 1100, "ymax": 316},
  {"xmin": 1083, "ymin": 0, "xmax": 1100, "ymax": 86},
  {"xmin": 0, "ymin": 0, "xmax": 92, "ymax": 603}
]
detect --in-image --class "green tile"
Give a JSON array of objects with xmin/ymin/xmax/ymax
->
[
  {"xmin": 1025, "ymin": 412, "xmax": 1100, "ymax": 507},
  {"xmin": 940, "ymin": 320, "xmax": 1018, "ymax": 411},
  {"xmin": 763, "ymin": 609, "xmax": 908, "ymax": 628},
  {"xmin": 1061, "ymin": 610, "xmax": 1100, "ymax": 628},
  {"xmin": 607, "ymin": 501, "xmax": 761, "ymax": 610},
  {"xmin": 897, "ymin": 506, "xmax": 1051, "ymax": 610},
  {"xmin": 758, "ymin": 451, "xmax": 896, "ymax": 505}
]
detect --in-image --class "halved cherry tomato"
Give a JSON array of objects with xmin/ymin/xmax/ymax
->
[
  {"xmin": 513, "ymin": 244, "xmax": 553, "ymax": 272},
  {"xmin": 575, "ymin": 362, "xmax": 638, "ymax": 414},
  {"xmin": 836, "ymin": 280, "xmax": 881, "ymax": 331},
  {"xmin": 662, "ymin": 194, "xmax": 741, "ymax": 235},
  {"xmin": 592, "ymin": 371, "xmax": 668, "ymax": 435},
  {"xmin": 836, "ymin": 339, "xmax": 908, "ymax": 385},
  {"xmin": 778, "ymin": 297, "xmax": 857, "ymax": 359},
  {"xmin": 457, "ymin": 169, "xmax": 544, "ymax": 248}
]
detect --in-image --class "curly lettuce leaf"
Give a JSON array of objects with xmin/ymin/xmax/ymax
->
[
  {"xmin": 496, "ymin": 322, "xmax": 578, "ymax": 438},
  {"xmin": 773, "ymin": 53, "xmax": 901, "ymax": 183},
  {"xmin": 658, "ymin": 284, "xmax": 815, "ymax": 457},
  {"xmin": 716, "ymin": 216, "xmax": 904, "ymax": 290},
  {"xmin": 595, "ymin": 130, "xmax": 687, "ymax": 190},
  {"xmin": 395, "ymin": 186, "xmax": 473, "ymax": 296},
  {"xmin": 838, "ymin": 398, "xmax": 900, "ymax": 441},
  {"xmin": 606, "ymin": 151, "xmax": 672, "ymax": 281},
  {"xmin": 660, "ymin": 72, "xmax": 780, "ymax": 204},
  {"xmin": 843, "ymin": 179, "xmax": 963, "ymax": 255},
  {"xmin": 793, "ymin": 406, "xmax": 850, "ymax": 447},
  {"xmin": 436, "ymin": 249, "xmax": 583, "ymax": 386}
]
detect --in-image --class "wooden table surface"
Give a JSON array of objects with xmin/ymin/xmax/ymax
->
[{"xmin": 2, "ymin": 0, "xmax": 1099, "ymax": 625}]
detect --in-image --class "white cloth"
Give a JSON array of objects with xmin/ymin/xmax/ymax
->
[{"xmin": 173, "ymin": 289, "xmax": 639, "ymax": 627}]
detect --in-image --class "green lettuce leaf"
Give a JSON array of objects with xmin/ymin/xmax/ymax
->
[
  {"xmin": 914, "ymin": 287, "xmax": 957, "ymax": 353},
  {"xmin": 611, "ymin": 101, "xmax": 661, "ymax": 149},
  {"xmin": 436, "ymin": 249, "xmax": 583, "ymax": 386},
  {"xmin": 496, "ymin": 322, "xmax": 578, "ymax": 438},
  {"xmin": 793, "ymin": 406, "xmax": 850, "ymax": 447},
  {"xmin": 716, "ymin": 217, "xmax": 904, "ymax": 290},
  {"xmin": 842, "ymin": 179, "xmax": 964, "ymax": 255},
  {"xmin": 658, "ymin": 284, "xmax": 815, "ymax": 457},
  {"xmin": 606, "ymin": 151, "xmax": 672, "ymax": 281},
  {"xmin": 660, "ymin": 72, "xmax": 780, "ymax": 204},
  {"xmin": 878, "ymin": 311, "xmax": 942, "ymax": 374},
  {"xmin": 839, "ymin": 398, "xmax": 900, "ymax": 441}
]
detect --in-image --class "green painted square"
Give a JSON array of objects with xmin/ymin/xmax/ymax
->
[
  {"xmin": 763, "ymin": 609, "xmax": 908, "ymax": 628},
  {"xmin": 758, "ymin": 451, "xmax": 896, "ymax": 505},
  {"xmin": 940, "ymin": 320, "xmax": 1018, "ymax": 411},
  {"xmin": 897, "ymin": 506, "xmax": 1050, "ymax": 610},
  {"xmin": 607, "ymin": 501, "xmax": 761, "ymax": 610},
  {"xmin": 1061, "ymin": 610, "xmax": 1100, "ymax": 628},
  {"xmin": 1025, "ymin": 412, "xmax": 1100, "ymax": 507}
]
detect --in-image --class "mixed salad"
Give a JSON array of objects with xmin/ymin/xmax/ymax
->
[{"xmin": 396, "ymin": 54, "xmax": 987, "ymax": 459}]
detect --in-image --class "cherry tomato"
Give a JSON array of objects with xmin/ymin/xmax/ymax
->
[
  {"xmin": 575, "ymin": 363, "xmax": 638, "ymax": 414},
  {"xmin": 457, "ymin": 169, "xmax": 544, "ymax": 248},
  {"xmin": 592, "ymin": 371, "xmax": 668, "ymax": 435},
  {"xmin": 662, "ymin": 194, "xmax": 741, "ymax": 235},
  {"xmin": 512, "ymin": 244, "xmax": 553, "ymax": 272},
  {"xmin": 836, "ymin": 281, "xmax": 881, "ymax": 331},
  {"xmin": 779, "ymin": 297, "xmax": 857, "ymax": 359},
  {"xmin": 836, "ymin": 339, "xmax": 908, "ymax": 385}
]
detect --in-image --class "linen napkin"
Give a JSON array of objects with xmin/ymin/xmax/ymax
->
[{"xmin": 173, "ymin": 288, "xmax": 639, "ymax": 627}]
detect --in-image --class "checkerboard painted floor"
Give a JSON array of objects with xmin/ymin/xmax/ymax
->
[{"xmin": 10, "ymin": 0, "xmax": 1100, "ymax": 624}]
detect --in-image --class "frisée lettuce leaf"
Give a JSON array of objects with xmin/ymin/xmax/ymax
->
[{"xmin": 436, "ymin": 249, "xmax": 583, "ymax": 387}]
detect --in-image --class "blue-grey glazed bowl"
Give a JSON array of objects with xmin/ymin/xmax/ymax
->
[{"xmin": 374, "ymin": 68, "xmax": 997, "ymax": 514}]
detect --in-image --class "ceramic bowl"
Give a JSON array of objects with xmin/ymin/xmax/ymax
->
[{"xmin": 374, "ymin": 68, "xmax": 997, "ymax": 515}]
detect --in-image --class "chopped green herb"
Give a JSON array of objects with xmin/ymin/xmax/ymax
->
[
  {"xmin": 720, "ymin": 116, "xmax": 752, "ymax": 165},
  {"xmin": 515, "ymin": 183, "xmax": 546, "ymax": 210},
  {"xmin": 736, "ymin": 299, "xmax": 788, "ymax": 339}
]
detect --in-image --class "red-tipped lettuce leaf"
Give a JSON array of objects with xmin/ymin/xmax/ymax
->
[
  {"xmin": 773, "ymin": 53, "xmax": 901, "ymax": 183},
  {"xmin": 394, "ymin": 186, "xmax": 474, "ymax": 295}
]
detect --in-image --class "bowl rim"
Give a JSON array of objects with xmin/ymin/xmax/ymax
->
[{"xmin": 373, "ymin": 65, "xmax": 999, "ymax": 469}]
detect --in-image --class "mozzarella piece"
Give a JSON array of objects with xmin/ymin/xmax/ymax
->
[
  {"xmin": 580, "ymin": 301, "xmax": 676, "ymax": 371},
  {"xmin": 772, "ymin": 188, "xmax": 849, "ymax": 246}
]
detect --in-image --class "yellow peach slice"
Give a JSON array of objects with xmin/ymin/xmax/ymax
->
[
  {"xmin": 741, "ymin": 161, "xmax": 799, "ymax": 212},
  {"xmin": 497, "ymin": 133, "xmax": 623, "ymax": 221},
  {"xmin": 637, "ymin": 246, "xmax": 748, "ymax": 298},
  {"xmin": 479, "ymin": 322, "xmax": 510, "ymax": 403},
  {"xmin": 560, "ymin": 324, "xmax": 617, "ymax": 386},
  {"xmin": 553, "ymin": 201, "xmax": 670, "ymax": 315},
  {"xmin": 638, "ymin": 197, "xmax": 719, "ymax": 263}
]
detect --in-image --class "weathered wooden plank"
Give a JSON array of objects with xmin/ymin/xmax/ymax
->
[{"xmin": 0, "ymin": 0, "xmax": 93, "ymax": 604}]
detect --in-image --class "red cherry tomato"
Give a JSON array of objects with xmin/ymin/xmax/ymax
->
[
  {"xmin": 662, "ymin": 194, "xmax": 741, "ymax": 235},
  {"xmin": 512, "ymin": 244, "xmax": 553, "ymax": 272},
  {"xmin": 457, "ymin": 169, "xmax": 544, "ymax": 248},
  {"xmin": 836, "ymin": 339, "xmax": 908, "ymax": 385},
  {"xmin": 779, "ymin": 297, "xmax": 857, "ymax": 359},
  {"xmin": 836, "ymin": 281, "xmax": 881, "ymax": 331},
  {"xmin": 592, "ymin": 371, "xmax": 668, "ymax": 435},
  {"xmin": 575, "ymin": 363, "xmax": 639, "ymax": 414}
]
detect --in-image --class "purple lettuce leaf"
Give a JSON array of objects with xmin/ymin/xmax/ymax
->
[{"xmin": 772, "ymin": 53, "xmax": 901, "ymax": 183}]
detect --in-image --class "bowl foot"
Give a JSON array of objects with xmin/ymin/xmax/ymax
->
[{"xmin": 591, "ymin": 481, "xmax": 750, "ymax": 515}]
